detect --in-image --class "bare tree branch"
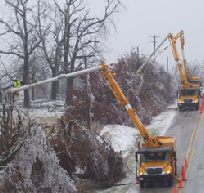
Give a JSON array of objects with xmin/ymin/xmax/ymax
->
[
  {"xmin": 0, "ymin": 50, "xmax": 24, "ymax": 59},
  {"xmin": 0, "ymin": 20, "xmax": 23, "ymax": 39}
]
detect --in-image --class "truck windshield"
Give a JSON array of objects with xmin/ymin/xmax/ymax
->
[
  {"xmin": 180, "ymin": 89, "xmax": 199, "ymax": 96},
  {"xmin": 142, "ymin": 152, "xmax": 168, "ymax": 162}
]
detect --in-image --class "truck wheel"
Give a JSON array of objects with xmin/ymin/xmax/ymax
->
[
  {"xmin": 140, "ymin": 181, "xmax": 145, "ymax": 188},
  {"xmin": 179, "ymin": 107, "xmax": 184, "ymax": 112},
  {"xmin": 167, "ymin": 178, "xmax": 173, "ymax": 187}
]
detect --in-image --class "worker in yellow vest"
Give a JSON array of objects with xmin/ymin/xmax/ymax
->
[{"xmin": 13, "ymin": 79, "xmax": 22, "ymax": 88}]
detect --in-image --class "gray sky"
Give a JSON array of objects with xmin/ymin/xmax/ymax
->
[
  {"xmin": 1, "ymin": 0, "xmax": 204, "ymax": 70},
  {"xmin": 88, "ymin": 0, "xmax": 204, "ymax": 68}
]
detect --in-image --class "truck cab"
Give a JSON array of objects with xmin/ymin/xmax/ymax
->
[
  {"xmin": 177, "ymin": 87, "xmax": 200, "ymax": 111},
  {"xmin": 136, "ymin": 146, "xmax": 176, "ymax": 187}
]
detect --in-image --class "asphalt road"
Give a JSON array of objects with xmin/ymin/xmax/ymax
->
[{"xmin": 182, "ymin": 113, "xmax": 204, "ymax": 193}]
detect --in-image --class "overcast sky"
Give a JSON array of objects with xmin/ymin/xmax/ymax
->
[
  {"xmin": 1, "ymin": 0, "xmax": 204, "ymax": 71},
  {"xmin": 88, "ymin": 0, "xmax": 204, "ymax": 69}
]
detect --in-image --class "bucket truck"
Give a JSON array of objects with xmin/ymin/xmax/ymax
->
[{"xmin": 168, "ymin": 31, "xmax": 200, "ymax": 111}]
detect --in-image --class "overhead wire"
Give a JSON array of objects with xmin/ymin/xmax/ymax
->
[{"xmin": 136, "ymin": 35, "xmax": 169, "ymax": 74}]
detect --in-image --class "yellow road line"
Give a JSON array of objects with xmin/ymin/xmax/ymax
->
[
  {"xmin": 186, "ymin": 114, "xmax": 203, "ymax": 175},
  {"xmin": 185, "ymin": 114, "xmax": 201, "ymax": 160},
  {"xmin": 178, "ymin": 113, "xmax": 204, "ymax": 193}
]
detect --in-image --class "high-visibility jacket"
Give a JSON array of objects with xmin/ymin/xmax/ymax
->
[{"xmin": 13, "ymin": 80, "xmax": 22, "ymax": 88}]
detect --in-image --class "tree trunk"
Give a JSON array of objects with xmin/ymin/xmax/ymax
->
[
  {"xmin": 31, "ymin": 66, "xmax": 35, "ymax": 100},
  {"xmin": 65, "ymin": 78, "xmax": 74, "ymax": 106},
  {"xmin": 23, "ymin": 11, "xmax": 29, "ymax": 108},
  {"xmin": 50, "ymin": 69, "xmax": 59, "ymax": 100},
  {"xmin": 50, "ymin": 62, "xmax": 59, "ymax": 100},
  {"xmin": 23, "ymin": 56, "xmax": 29, "ymax": 108},
  {"xmin": 51, "ymin": 82, "xmax": 59, "ymax": 100}
]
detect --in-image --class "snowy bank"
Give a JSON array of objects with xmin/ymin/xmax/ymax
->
[
  {"xmin": 100, "ymin": 107, "xmax": 177, "ymax": 157},
  {"xmin": 101, "ymin": 125, "xmax": 138, "ymax": 157},
  {"xmin": 147, "ymin": 109, "xmax": 177, "ymax": 136}
]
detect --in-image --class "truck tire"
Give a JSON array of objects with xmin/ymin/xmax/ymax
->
[
  {"xmin": 179, "ymin": 107, "xmax": 184, "ymax": 112},
  {"xmin": 140, "ymin": 181, "xmax": 145, "ymax": 188},
  {"xmin": 167, "ymin": 177, "xmax": 173, "ymax": 187}
]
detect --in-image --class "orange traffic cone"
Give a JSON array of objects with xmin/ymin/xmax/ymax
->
[
  {"xmin": 178, "ymin": 178, "xmax": 184, "ymax": 188},
  {"xmin": 173, "ymin": 186, "xmax": 177, "ymax": 193},
  {"xmin": 181, "ymin": 166, "xmax": 187, "ymax": 181},
  {"xmin": 184, "ymin": 158, "xmax": 188, "ymax": 168}
]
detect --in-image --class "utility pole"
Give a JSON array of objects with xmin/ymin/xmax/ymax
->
[
  {"xmin": 136, "ymin": 46, "xmax": 140, "ymax": 60},
  {"xmin": 150, "ymin": 34, "xmax": 159, "ymax": 61}
]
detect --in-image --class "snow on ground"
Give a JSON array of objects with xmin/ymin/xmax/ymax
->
[
  {"xmin": 167, "ymin": 102, "xmax": 177, "ymax": 109},
  {"xmin": 147, "ymin": 109, "xmax": 177, "ymax": 136},
  {"xmin": 25, "ymin": 108, "xmax": 64, "ymax": 118},
  {"xmin": 19, "ymin": 100, "xmax": 65, "ymax": 122},
  {"xmin": 100, "ymin": 125, "xmax": 138, "ymax": 157}
]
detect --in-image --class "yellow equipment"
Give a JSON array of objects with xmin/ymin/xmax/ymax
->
[
  {"xmin": 168, "ymin": 31, "xmax": 200, "ymax": 111},
  {"xmin": 177, "ymin": 31, "xmax": 201, "ymax": 86},
  {"xmin": 101, "ymin": 63, "xmax": 177, "ymax": 188}
]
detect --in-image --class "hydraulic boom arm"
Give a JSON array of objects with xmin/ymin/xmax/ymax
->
[
  {"xmin": 179, "ymin": 31, "xmax": 191, "ymax": 78},
  {"xmin": 100, "ymin": 64, "xmax": 162, "ymax": 147},
  {"xmin": 168, "ymin": 31, "xmax": 200, "ymax": 87},
  {"xmin": 168, "ymin": 32, "xmax": 190, "ymax": 87}
]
